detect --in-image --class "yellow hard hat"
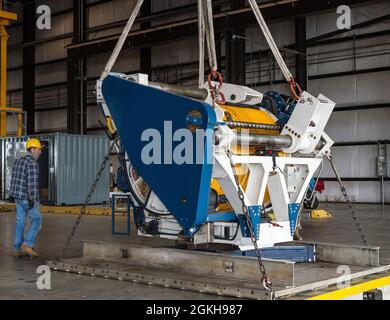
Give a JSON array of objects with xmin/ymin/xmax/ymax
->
[{"xmin": 26, "ymin": 138, "xmax": 43, "ymax": 150}]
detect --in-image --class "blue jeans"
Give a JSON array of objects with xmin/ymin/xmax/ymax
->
[{"xmin": 14, "ymin": 199, "xmax": 42, "ymax": 250}]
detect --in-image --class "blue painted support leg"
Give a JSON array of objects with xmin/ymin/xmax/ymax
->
[
  {"xmin": 289, "ymin": 203, "xmax": 301, "ymax": 237},
  {"xmin": 237, "ymin": 206, "xmax": 262, "ymax": 240}
]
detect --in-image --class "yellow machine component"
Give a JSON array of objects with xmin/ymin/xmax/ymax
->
[
  {"xmin": 212, "ymin": 104, "xmax": 279, "ymax": 212},
  {"xmin": 0, "ymin": 4, "xmax": 24, "ymax": 137},
  {"xmin": 106, "ymin": 116, "xmax": 117, "ymax": 136},
  {"xmin": 221, "ymin": 104, "xmax": 279, "ymax": 136},
  {"xmin": 310, "ymin": 209, "xmax": 333, "ymax": 219}
]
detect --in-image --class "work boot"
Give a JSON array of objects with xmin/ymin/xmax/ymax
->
[
  {"xmin": 20, "ymin": 244, "xmax": 39, "ymax": 258},
  {"xmin": 13, "ymin": 251, "xmax": 28, "ymax": 258}
]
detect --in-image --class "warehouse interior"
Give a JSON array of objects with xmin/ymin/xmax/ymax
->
[{"xmin": 1, "ymin": 0, "xmax": 390, "ymax": 301}]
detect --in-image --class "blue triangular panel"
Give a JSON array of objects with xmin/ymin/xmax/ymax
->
[
  {"xmin": 289, "ymin": 203, "xmax": 300, "ymax": 236},
  {"xmin": 102, "ymin": 75, "xmax": 217, "ymax": 234}
]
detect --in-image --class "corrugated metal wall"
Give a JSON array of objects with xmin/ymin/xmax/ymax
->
[
  {"xmin": 55, "ymin": 133, "xmax": 109, "ymax": 205},
  {"xmin": 250, "ymin": 1, "xmax": 390, "ymax": 204},
  {"xmin": 0, "ymin": 134, "xmax": 109, "ymax": 205},
  {"xmin": 6, "ymin": 0, "xmax": 390, "ymax": 203},
  {"xmin": 309, "ymin": 3, "xmax": 390, "ymax": 204}
]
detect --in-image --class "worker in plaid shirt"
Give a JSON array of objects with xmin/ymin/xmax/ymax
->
[{"xmin": 9, "ymin": 139, "xmax": 43, "ymax": 258}]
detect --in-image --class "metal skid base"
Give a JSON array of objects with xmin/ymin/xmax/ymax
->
[
  {"xmin": 47, "ymin": 240, "xmax": 390, "ymax": 300},
  {"xmin": 49, "ymin": 258, "xmax": 272, "ymax": 300}
]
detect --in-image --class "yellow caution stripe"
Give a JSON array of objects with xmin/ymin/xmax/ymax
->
[
  {"xmin": 0, "ymin": 203, "xmax": 120, "ymax": 217},
  {"xmin": 307, "ymin": 275, "xmax": 390, "ymax": 300}
]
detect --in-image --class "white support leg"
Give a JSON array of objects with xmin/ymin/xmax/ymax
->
[{"xmin": 267, "ymin": 170, "xmax": 290, "ymax": 221}]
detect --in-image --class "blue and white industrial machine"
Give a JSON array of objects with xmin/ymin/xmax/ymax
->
[
  {"xmin": 97, "ymin": 73, "xmax": 335, "ymax": 250},
  {"xmin": 94, "ymin": 0, "xmax": 335, "ymax": 251}
]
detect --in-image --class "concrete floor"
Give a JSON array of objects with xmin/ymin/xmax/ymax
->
[{"xmin": 0, "ymin": 202, "xmax": 389, "ymax": 300}]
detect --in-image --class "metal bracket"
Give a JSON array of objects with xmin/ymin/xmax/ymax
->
[
  {"xmin": 238, "ymin": 205, "xmax": 262, "ymax": 240},
  {"xmin": 224, "ymin": 261, "xmax": 235, "ymax": 273}
]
